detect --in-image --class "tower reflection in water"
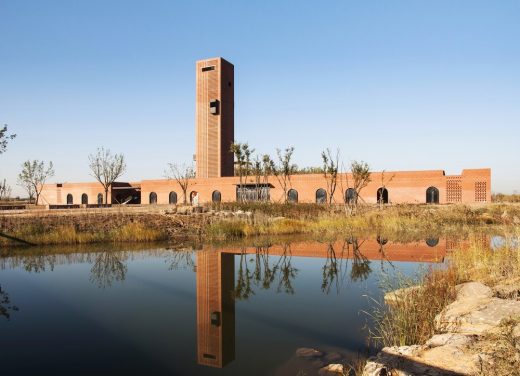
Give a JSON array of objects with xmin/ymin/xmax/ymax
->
[{"xmin": 196, "ymin": 251, "xmax": 235, "ymax": 368}]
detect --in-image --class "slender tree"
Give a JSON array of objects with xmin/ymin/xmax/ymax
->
[
  {"xmin": 350, "ymin": 160, "xmax": 371, "ymax": 209},
  {"xmin": 273, "ymin": 147, "xmax": 296, "ymax": 203},
  {"xmin": 164, "ymin": 162, "xmax": 195, "ymax": 205},
  {"xmin": 17, "ymin": 160, "xmax": 55, "ymax": 205},
  {"xmin": 0, "ymin": 179, "xmax": 11, "ymax": 200},
  {"xmin": 88, "ymin": 147, "xmax": 126, "ymax": 205},
  {"xmin": 321, "ymin": 148, "xmax": 340, "ymax": 206},
  {"xmin": 0, "ymin": 125, "xmax": 16, "ymax": 155}
]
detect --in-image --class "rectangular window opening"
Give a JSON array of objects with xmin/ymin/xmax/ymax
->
[
  {"xmin": 201, "ymin": 66, "xmax": 215, "ymax": 72},
  {"xmin": 203, "ymin": 354, "xmax": 217, "ymax": 360}
]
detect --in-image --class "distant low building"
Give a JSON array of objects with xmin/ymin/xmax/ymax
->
[{"xmin": 40, "ymin": 57, "xmax": 491, "ymax": 206}]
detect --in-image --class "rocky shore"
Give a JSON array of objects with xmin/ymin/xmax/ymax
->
[{"xmin": 363, "ymin": 281, "xmax": 520, "ymax": 376}]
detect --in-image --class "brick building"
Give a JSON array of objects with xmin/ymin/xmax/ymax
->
[{"xmin": 40, "ymin": 57, "xmax": 491, "ymax": 206}]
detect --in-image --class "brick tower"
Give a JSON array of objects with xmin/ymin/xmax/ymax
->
[{"xmin": 195, "ymin": 57, "xmax": 234, "ymax": 178}]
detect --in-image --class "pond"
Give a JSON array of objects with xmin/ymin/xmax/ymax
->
[{"xmin": 0, "ymin": 235, "xmax": 470, "ymax": 375}]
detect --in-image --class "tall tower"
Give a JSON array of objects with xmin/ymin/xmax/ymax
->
[{"xmin": 195, "ymin": 57, "xmax": 234, "ymax": 178}]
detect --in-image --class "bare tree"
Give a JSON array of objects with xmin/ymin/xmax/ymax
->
[
  {"xmin": 0, "ymin": 125, "xmax": 16, "ymax": 155},
  {"xmin": 231, "ymin": 142, "xmax": 255, "ymax": 202},
  {"xmin": 321, "ymin": 148, "xmax": 340, "ymax": 206},
  {"xmin": 274, "ymin": 147, "xmax": 296, "ymax": 203},
  {"xmin": 0, "ymin": 179, "xmax": 11, "ymax": 200},
  {"xmin": 349, "ymin": 160, "xmax": 371, "ymax": 209},
  {"xmin": 377, "ymin": 170, "xmax": 395, "ymax": 209},
  {"xmin": 165, "ymin": 162, "xmax": 195, "ymax": 205},
  {"xmin": 88, "ymin": 147, "xmax": 126, "ymax": 205},
  {"xmin": 17, "ymin": 160, "xmax": 55, "ymax": 205}
]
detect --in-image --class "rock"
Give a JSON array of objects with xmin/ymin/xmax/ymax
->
[
  {"xmin": 295, "ymin": 347, "xmax": 323, "ymax": 358},
  {"xmin": 455, "ymin": 282, "xmax": 493, "ymax": 301},
  {"xmin": 384, "ymin": 286, "xmax": 421, "ymax": 304},
  {"xmin": 493, "ymin": 279, "xmax": 520, "ymax": 299},
  {"xmin": 318, "ymin": 363, "xmax": 344, "ymax": 375},
  {"xmin": 362, "ymin": 345, "xmax": 477, "ymax": 376},
  {"xmin": 418, "ymin": 345, "xmax": 479, "ymax": 374},
  {"xmin": 435, "ymin": 296, "xmax": 520, "ymax": 335},
  {"xmin": 324, "ymin": 351, "xmax": 343, "ymax": 362},
  {"xmin": 311, "ymin": 359, "xmax": 325, "ymax": 368},
  {"xmin": 425, "ymin": 333, "xmax": 475, "ymax": 348}
]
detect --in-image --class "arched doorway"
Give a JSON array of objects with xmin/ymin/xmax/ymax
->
[
  {"xmin": 377, "ymin": 187, "xmax": 389, "ymax": 204},
  {"xmin": 66, "ymin": 194, "xmax": 73, "ymax": 205},
  {"xmin": 81, "ymin": 193, "xmax": 88, "ymax": 205},
  {"xmin": 169, "ymin": 191, "xmax": 177, "ymax": 205},
  {"xmin": 97, "ymin": 193, "xmax": 103, "ymax": 205},
  {"xmin": 149, "ymin": 192, "xmax": 157, "ymax": 204},
  {"xmin": 315, "ymin": 188, "xmax": 327, "ymax": 204},
  {"xmin": 212, "ymin": 190, "xmax": 221, "ymax": 203},
  {"xmin": 426, "ymin": 187, "xmax": 439, "ymax": 204},
  {"xmin": 345, "ymin": 188, "xmax": 357, "ymax": 204},
  {"xmin": 287, "ymin": 189, "xmax": 298, "ymax": 203}
]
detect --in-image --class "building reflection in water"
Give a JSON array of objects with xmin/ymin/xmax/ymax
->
[
  {"xmin": 194, "ymin": 236, "xmax": 455, "ymax": 369},
  {"xmin": 196, "ymin": 251, "xmax": 235, "ymax": 368}
]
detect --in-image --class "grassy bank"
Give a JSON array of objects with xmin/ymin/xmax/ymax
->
[
  {"xmin": 0, "ymin": 222, "xmax": 168, "ymax": 246},
  {"xmin": 206, "ymin": 203, "xmax": 520, "ymax": 240},
  {"xmin": 367, "ymin": 230, "xmax": 520, "ymax": 374}
]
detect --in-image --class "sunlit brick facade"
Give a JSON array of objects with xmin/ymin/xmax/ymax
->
[{"xmin": 39, "ymin": 57, "xmax": 491, "ymax": 206}]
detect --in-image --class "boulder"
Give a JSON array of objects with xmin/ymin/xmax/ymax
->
[
  {"xmin": 324, "ymin": 351, "xmax": 343, "ymax": 362},
  {"xmin": 295, "ymin": 347, "xmax": 323, "ymax": 358},
  {"xmin": 435, "ymin": 296, "xmax": 520, "ymax": 335},
  {"xmin": 455, "ymin": 282, "xmax": 493, "ymax": 301},
  {"xmin": 425, "ymin": 333, "xmax": 475, "ymax": 348},
  {"xmin": 318, "ymin": 363, "xmax": 344, "ymax": 375},
  {"xmin": 384, "ymin": 286, "xmax": 421, "ymax": 304}
]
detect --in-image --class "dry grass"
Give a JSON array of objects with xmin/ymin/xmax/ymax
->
[
  {"xmin": 367, "ymin": 232, "xmax": 520, "ymax": 349},
  {"xmin": 367, "ymin": 267, "xmax": 458, "ymax": 347},
  {"xmin": 0, "ymin": 223, "xmax": 167, "ymax": 245}
]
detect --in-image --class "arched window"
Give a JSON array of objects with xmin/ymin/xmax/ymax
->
[
  {"xmin": 97, "ymin": 193, "xmax": 103, "ymax": 205},
  {"xmin": 212, "ymin": 190, "xmax": 221, "ymax": 203},
  {"xmin": 287, "ymin": 189, "xmax": 298, "ymax": 203},
  {"xmin": 66, "ymin": 194, "xmax": 73, "ymax": 205},
  {"xmin": 377, "ymin": 187, "xmax": 389, "ymax": 204},
  {"xmin": 426, "ymin": 187, "xmax": 439, "ymax": 204},
  {"xmin": 189, "ymin": 191, "xmax": 197, "ymax": 204},
  {"xmin": 149, "ymin": 192, "xmax": 157, "ymax": 204},
  {"xmin": 426, "ymin": 238, "xmax": 440, "ymax": 247},
  {"xmin": 316, "ymin": 188, "xmax": 327, "ymax": 204},
  {"xmin": 345, "ymin": 188, "xmax": 357, "ymax": 204},
  {"xmin": 169, "ymin": 191, "xmax": 178, "ymax": 205},
  {"xmin": 81, "ymin": 193, "xmax": 88, "ymax": 205}
]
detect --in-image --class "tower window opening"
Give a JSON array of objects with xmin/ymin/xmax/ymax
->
[{"xmin": 201, "ymin": 66, "xmax": 215, "ymax": 72}]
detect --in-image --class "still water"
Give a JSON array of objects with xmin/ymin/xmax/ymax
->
[{"xmin": 0, "ymin": 237, "xmax": 450, "ymax": 375}]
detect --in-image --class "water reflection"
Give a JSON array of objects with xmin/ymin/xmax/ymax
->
[
  {"xmin": 90, "ymin": 251, "xmax": 128, "ymax": 289},
  {"xmin": 0, "ymin": 235, "xmax": 477, "ymax": 372},
  {"xmin": 0, "ymin": 284, "xmax": 18, "ymax": 320}
]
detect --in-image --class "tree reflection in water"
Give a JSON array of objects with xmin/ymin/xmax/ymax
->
[
  {"xmin": 349, "ymin": 238, "xmax": 372, "ymax": 282},
  {"xmin": 274, "ymin": 243, "xmax": 298, "ymax": 294},
  {"xmin": 233, "ymin": 243, "xmax": 299, "ymax": 300},
  {"xmin": 321, "ymin": 242, "xmax": 341, "ymax": 294},
  {"xmin": 0, "ymin": 284, "xmax": 18, "ymax": 320},
  {"xmin": 23, "ymin": 254, "xmax": 56, "ymax": 273},
  {"xmin": 234, "ymin": 248, "xmax": 255, "ymax": 300},
  {"xmin": 166, "ymin": 249, "xmax": 196, "ymax": 272},
  {"xmin": 90, "ymin": 251, "xmax": 128, "ymax": 289}
]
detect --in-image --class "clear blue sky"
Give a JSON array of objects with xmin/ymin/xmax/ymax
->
[{"xmin": 1, "ymin": 0, "xmax": 519, "ymax": 195}]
